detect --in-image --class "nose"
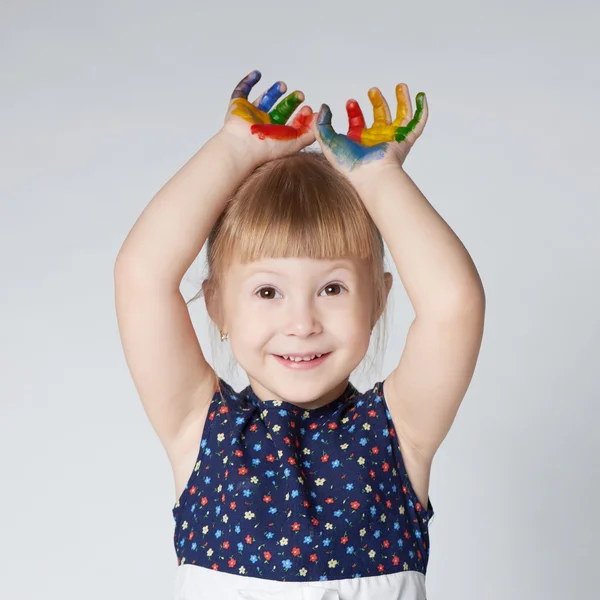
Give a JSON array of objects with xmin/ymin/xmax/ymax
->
[{"xmin": 282, "ymin": 297, "xmax": 322, "ymax": 337}]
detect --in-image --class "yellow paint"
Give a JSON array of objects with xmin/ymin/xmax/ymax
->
[
  {"xmin": 231, "ymin": 97, "xmax": 270, "ymax": 125},
  {"xmin": 360, "ymin": 85, "xmax": 410, "ymax": 147}
]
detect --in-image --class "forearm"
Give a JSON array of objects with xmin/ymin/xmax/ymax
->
[
  {"xmin": 115, "ymin": 132, "xmax": 259, "ymax": 288},
  {"xmin": 351, "ymin": 165, "xmax": 485, "ymax": 317}
]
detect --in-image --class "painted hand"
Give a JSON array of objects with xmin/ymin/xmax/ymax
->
[
  {"xmin": 221, "ymin": 70, "xmax": 316, "ymax": 165},
  {"xmin": 313, "ymin": 83, "xmax": 428, "ymax": 176}
]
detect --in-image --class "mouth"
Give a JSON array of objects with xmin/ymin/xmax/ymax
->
[{"xmin": 273, "ymin": 352, "xmax": 332, "ymax": 370}]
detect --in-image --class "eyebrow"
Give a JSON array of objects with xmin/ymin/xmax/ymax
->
[{"xmin": 241, "ymin": 263, "xmax": 356, "ymax": 279}]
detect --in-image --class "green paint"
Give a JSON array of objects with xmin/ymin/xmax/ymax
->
[
  {"xmin": 269, "ymin": 91, "xmax": 303, "ymax": 125},
  {"xmin": 395, "ymin": 92, "xmax": 425, "ymax": 142}
]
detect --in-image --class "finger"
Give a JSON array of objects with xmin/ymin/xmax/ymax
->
[
  {"xmin": 315, "ymin": 103, "xmax": 338, "ymax": 146},
  {"xmin": 289, "ymin": 105, "xmax": 315, "ymax": 133},
  {"xmin": 368, "ymin": 87, "xmax": 391, "ymax": 125},
  {"xmin": 231, "ymin": 70, "xmax": 262, "ymax": 101},
  {"xmin": 269, "ymin": 90, "xmax": 305, "ymax": 125},
  {"xmin": 394, "ymin": 83, "xmax": 412, "ymax": 127},
  {"xmin": 254, "ymin": 81, "xmax": 287, "ymax": 112},
  {"xmin": 346, "ymin": 99, "xmax": 366, "ymax": 143},
  {"xmin": 395, "ymin": 92, "xmax": 428, "ymax": 143}
]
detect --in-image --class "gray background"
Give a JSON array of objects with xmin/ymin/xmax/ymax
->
[{"xmin": 1, "ymin": 0, "xmax": 598, "ymax": 598}]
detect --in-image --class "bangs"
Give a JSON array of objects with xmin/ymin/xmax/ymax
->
[{"xmin": 209, "ymin": 151, "xmax": 384, "ymax": 273}]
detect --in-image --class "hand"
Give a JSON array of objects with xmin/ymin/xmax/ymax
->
[
  {"xmin": 219, "ymin": 69, "xmax": 316, "ymax": 167},
  {"xmin": 312, "ymin": 83, "xmax": 428, "ymax": 178}
]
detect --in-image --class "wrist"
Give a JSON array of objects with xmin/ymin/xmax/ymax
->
[
  {"xmin": 347, "ymin": 161, "xmax": 407, "ymax": 201},
  {"xmin": 210, "ymin": 129, "xmax": 263, "ymax": 174}
]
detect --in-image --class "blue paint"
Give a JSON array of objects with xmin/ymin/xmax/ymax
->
[
  {"xmin": 256, "ymin": 81, "xmax": 285, "ymax": 113},
  {"xmin": 231, "ymin": 70, "xmax": 262, "ymax": 100},
  {"xmin": 316, "ymin": 104, "xmax": 388, "ymax": 171}
]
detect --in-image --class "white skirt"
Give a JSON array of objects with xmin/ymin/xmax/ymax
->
[{"xmin": 173, "ymin": 563, "xmax": 428, "ymax": 600}]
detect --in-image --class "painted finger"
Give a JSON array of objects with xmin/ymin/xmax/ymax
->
[
  {"xmin": 254, "ymin": 81, "xmax": 287, "ymax": 112},
  {"xmin": 394, "ymin": 92, "xmax": 427, "ymax": 142},
  {"xmin": 289, "ymin": 105, "xmax": 315, "ymax": 134},
  {"xmin": 393, "ymin": 83, "xmax": 412, "ymax": 127},
  {"xmin": 315, "ymin": 104, "xmax": 339, "ymax": 147},
  {"xmin": 346, "ymin": 99, "xmax": 366, "ymax": 143},
  {"xmin": 368, "ymin": 87, "xmax": 391, "ymax": 125},
  {"xmin": 269, "ymin": 91, "xmax": 305, "ymax": 125},
  {"xmin": 231, "ymin": 70, "xmax": 262, "ymax": 101}
]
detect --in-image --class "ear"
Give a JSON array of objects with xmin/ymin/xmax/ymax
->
[
  {"xmin": 371, "ymin": 272, "xmax": 393, "ymax": 329},
  {"xmin": 202, "ymin": 279, "xmax": 223, "ymax": 327},
  {"xmin": 384, "ymin": 271, "xmax": 393, "ymax": 296}
]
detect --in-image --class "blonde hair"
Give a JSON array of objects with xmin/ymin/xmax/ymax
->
[{"xmin": 187, "ymin": 149, "xmax": 392, "ymax": 383}]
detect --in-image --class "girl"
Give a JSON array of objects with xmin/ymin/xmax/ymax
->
[{"xmin": 115, "ymin": 70, "xmax": 485, "ymax": 599}]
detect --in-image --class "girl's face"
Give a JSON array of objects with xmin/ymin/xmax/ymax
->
[{"xmin": 222, "ymin": 256, "xmax": 382, "ymax": 408}]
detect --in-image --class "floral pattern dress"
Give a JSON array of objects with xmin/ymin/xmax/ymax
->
[{"xmin": 171, "ymin": 377, "xmax": 435, "ymax": 600}]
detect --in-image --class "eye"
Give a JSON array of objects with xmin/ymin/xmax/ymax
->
[
  {"xmin": 255, "ymin": 283, "xmax": 347, "ymax": 300},
  {"xmin": 255, "ymin": 286, "xmax": 280, "ymax": 300},
  {"xmin": 321, "ymin": 283, "xmax": 346, "ymax": 296}
]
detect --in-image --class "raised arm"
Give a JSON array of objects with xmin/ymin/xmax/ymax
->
[{"xmin": 113, "ymin": 70, "xmax": 316, "ymax": 462}]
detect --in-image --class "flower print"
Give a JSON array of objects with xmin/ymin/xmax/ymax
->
[{"xmin": 172, "ymin": 377, "xmax": 433, "ymax": 580}]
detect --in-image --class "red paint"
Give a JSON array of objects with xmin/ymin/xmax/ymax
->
[
  {"xmin": 250, "ymin": 107, "xmax": 313, "ymax": 140},
  {"xmin": 346, "ymin": 99, "xmax": 365, "ymax": 143}
]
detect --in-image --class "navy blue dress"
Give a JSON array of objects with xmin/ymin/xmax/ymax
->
[{"xmin": 172, "ymin": 377, "xmax": 434, "ymax": 585}]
